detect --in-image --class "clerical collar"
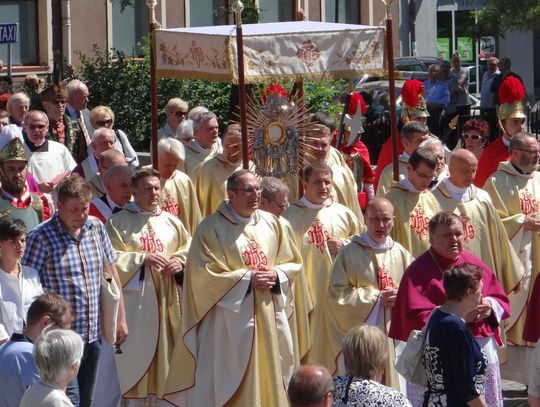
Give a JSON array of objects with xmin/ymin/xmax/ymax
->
[
  {"xmin": 299, "ymin": 196, "xmax": 330, "ymax": 209},
  {"xmin": 510, "ymin": 161, "xmax": 531, "ymax": 175},
  {"xmin": 23, "ymin": 134, "xmax": 49, "ymax": 152},
  {"xmin": 443, "ymin": 178, "xmax": 472, "ymax": 202},
  {"xmin": 401, "ymin": 178, "xmax": 423, "ymax": 193},
  {"xmin": 358, "ymin": 232, "xmax": 393, "ymax": 251},
  {"xmin": 191, "ymin": 139, "xmax": 213, "ymax": 154},
  {"xmin": 105, "ymin": 194, "xmax": 120, "ymax": 210},
  {"xmin": 400, "ymin": 152, "xmax": 411, "ymax": 161},
  {"xmin": 429, "ymin": 248, "xmax": 461, "ymax": 271},
  {"xmin": 226, "ymin": 201, "xmax": 255, "ymax": 224},
  {"xmin": 131, "ymin": 202, "xmax": 161, "ymax": 216},
  {"xmin": 219, "ymin": 153, "xmax": 242, "ymax": 166}
]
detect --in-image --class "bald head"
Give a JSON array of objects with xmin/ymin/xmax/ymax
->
[
  {"xmin": 288, "ymin": 364, "xmax": 334, "ymax": 407},
  {"xmin": 98, "ymin": 149, "xmax": 126, "ymax": 177},
  {"xmin": 365, "ymin": 197, "xmax": 395, "ymax": 244},
  {"xmin": 449, "ymin": 149, "xmax": 478, "ymax": 188}
]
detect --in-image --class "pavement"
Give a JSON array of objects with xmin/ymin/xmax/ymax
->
[{"xmin": 503, "ymin": 379, "xmax": 528, "ymax": 406}]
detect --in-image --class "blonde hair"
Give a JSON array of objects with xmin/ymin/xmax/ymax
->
[
  {"xmin": 6, "ymin": 92, "xmax": 30, "ymax": 114},
  {"xmin": 89, "ymin": 105, "xmax": 115, "ymax": 128},
  {"xmin": 165, "ymin": 97, "xmax": 188, "ymax": 113},
  {"xmin": 342, "ymin": 325, "xmax": 388, "ymax": 379}
]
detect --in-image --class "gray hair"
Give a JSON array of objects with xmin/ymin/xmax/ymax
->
[
  {"xmin": 23, "ymin": 110, "xmax": 49, "ymax": 126},
  {"xmin": 401, "ymin": 120, "xmax": 429, "ymax": 142},
  {"xmin": 66, "ymin": 79, "xmax": 88, "ymax": 95},
  {"xmin": 92, "ymin": 127, "xmax": 116, "ymax": 143},
  {"xmin": 226, "ymin": 169, "xmax": 254, "ymax": 191},
  {"xmin": 509, "ymin": 132, "xmax": 536, "ymax": 152},
  {"xmin": 260, "ymin": 177, "xmax": 289, "ymax": 200},
  {"xmin": 34, "ymin": 329, "xmax": 84, "ymax": 384},
  {"xmin": 6, "ymin": 92, "xmax": 30, "ymax": 113},
  {"xmin": 192, "ymin": 111, "xmax": 217, "ymax": 131},
  {"xmin": 165, "ymin": 97, "xmax": 188, "ymax": 113},
  {"xmin": 419, "ymin": 137, "xmax": 443, "ymax": 151},
  {"xmin": 176, "ymin": 119, "xmax": 194, "ymax": 140},
  {"xmin": 103, "ymin": 164, "xmax": 132, "ymax": 186},
  {"xmin": 158, "ymin": 137, "xmax": 185, "ymax": 161},
  {"xmin": 188, "ymin": 106, "xmax": 209, "ymax": 121}
]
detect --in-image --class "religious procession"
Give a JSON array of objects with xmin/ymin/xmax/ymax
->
[{"xmin": 0, "ymin": 1, "xmax": 539, "ymax": 407}]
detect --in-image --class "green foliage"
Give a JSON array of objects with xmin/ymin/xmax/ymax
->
[
  {"xmin": 75, "ymin": 40, "xmax": 345, "ymax": 151},
  {"xmin": 476, "ymin": 0, "xmax": 540, "ymax": 36}
]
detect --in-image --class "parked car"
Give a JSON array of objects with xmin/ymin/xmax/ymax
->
[{"xmin": 395, "ymin": 56, "xmax": 444, "ymax": 72}]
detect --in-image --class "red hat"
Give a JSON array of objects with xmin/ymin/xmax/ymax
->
[
  {"xmin": 347, "ymin": 93, "xmax": 367, "ymax": 116},
  {"xmin": 498, "ymin": 76, "xmax": 526, "ymax": 121},
  {"xmin": 262, "ymin": 84, "xmax": 288, "ymax": 104},
  {"xmin": 401, "ymin": 79, "xmax": 428, "ymax": 122}
]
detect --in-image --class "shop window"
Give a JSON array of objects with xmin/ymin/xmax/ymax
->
[{"xmin": 0, "ymin": 0, "xmax": 38, "ymax": 65}]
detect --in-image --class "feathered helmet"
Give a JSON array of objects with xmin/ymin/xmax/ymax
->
[
  {"xmin": 261, "ymin": 84, "xmax": 288, "ymax": 104},
  {"xmin": 401, "ymin": 79, "xmax": 429, "ymax": 123},
  {"xmin": 498, "ymin": 76, "xmax": 526, "ymax": 122},
  {"xmin": 343, "ymin": 93, "xmax": 367, "ymax": 147}
]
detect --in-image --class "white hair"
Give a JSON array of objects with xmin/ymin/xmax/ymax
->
[
  {"xmin": 34, "ymin": 329, "xmax": 84, "ymax": 385},
  {"xmin": 66, "ymin": 79, "xmax": 88, "ymax": 95},
  {"xmin": 187, "ymin": 106, "xmax": 209, "ymax": 121},
  {"xmin": 158, "ymin": 137, "xmax": 185, "ymax": 162},
  {"xmin": 419, "ymin": 137, "xmax": 443, "ymax": 151},
  {"xmin": 176, "ymin": 119, "xmax": 194, "ymax": 142},
  {"xmin": 6, "ymin": 92, "xmax": 30, "ymax": 113},
  {"xmin": 192, "ymin": 111, "xmax": 217, "ymax": 130}
]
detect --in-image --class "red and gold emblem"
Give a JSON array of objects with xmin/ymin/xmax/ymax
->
[
  {"xmin": 162, "ymin": 194, "xmax": 179, "ymax": 217},
  {"xmin": 377, "ymin": 265, "xmax": 395, "ymax": 290},
  {"xmin": 189, "ymin": 41, "xmax": 205, "ymax": 67},
  {"xmin": 307, "ymin": 218, "xmax": 330, "ymax": 252},
  {"xmin": 243, "ymin": 239, "xmax": 268, "ymax": 270},
  {"xmin": 139, "ymin": 224, "xmax": 164, "ymax": 253},
  {"xmin": 520, "ymin": 189, "xmax": 539, "ymax": 216},
  {"xmin": 409, "ymin": 205, "xmax": 430, "ymax": 240},
  {"xmin": 460, "ymin": 214, "xmax": 475, "ymax": 244},
  {"xmin": 296, "ymin": 40, "xmax": 321, "ymax": 68}
]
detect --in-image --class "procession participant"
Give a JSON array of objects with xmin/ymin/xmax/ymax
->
[
  {"xmin": 158, "ymin": 98, "xmax": 188, "ymax": 140},
  {"xmin": 288, "ymin": 364, "xmax": 334, "ymax": 407},
  {"xmin": 0, "ymin": 137, "xmax": 53, "ymax": 230},
  {"xmin": 192, "ymin": 123, "xmax": 249, "ymax": 217},
  {"xmin": 483, "ymin": 132, "xmax": 540, "ymax": 383},
  {"xmin": 373, "ymin": 79, "xmax": 429, "ymax": 190},
  {"xmin": 182, "ymin": 110, "xmax": 222, "ymax": 177},
  {"xmin": 6, "ymin": 92, "xmax": 29, "ymax": 128},
  {"xmin": 164, "ymin": 169, "xmax": 302, "ymax": 406},
  {"xmin": 303, "ymin": 124, "xmax": 364, "ymax": 222},
  {"xmin": 308, "ymin": 197, "xmax": 413, "ymax": 390},
  {"xmin": 22, "ymin": 174, "xmax": 127, "ymax": 407},
  {"xmin": 433, "ymin": 148, "xmax": 524, "ymax": 295},
  {"xmin": 474, "ymin": 76, "xmax": 526, "ymax": 187},
  {"xmin": 389, "ymin": 212, "xmax": 509, "ymax": 407},
  {"xmin": 384, "ymin": 148, "xmax": 442, "ymax": 257},
  {"xmin": 65, "ymin": 79, "xmax": 92, "ymax": 163},
  {"xmin": 377, "ymin": 120, "xmax": 430, "ymax": 196},
  {"xmin": 0, "ymin": 292, "xmax": 72, "ymax": 407},
  {"xmin": 72, "ymin": 127, "xmax": 116, "ymax": 181},
  {"xmin": 22, "ymin": 110, "xmax": 76, "ymax": 193},
  {"xmin": 156, "ymin": 137, "xmax": 201, "ymax": 236},
  {"xmin": 87, "ymin": 149, "xmax": 126, "ymax": 199},
  {"xmin": 417, "ymin": 137, "xmax": 448, "ymax": 190},
  {"xmin": 284, "ymin": 163, "xmax": 361, "ymax": 309},
  {"xmin": 106, "ymin": 169, "xmax": 190, "ymax": 402},
  {"xmin": 39, "ymin": 83, "xmax": 75, "ymax": 156},
  {"xmin": 89, "ymin": 165, "xmax": 132, "ymax": 223},
  {"xmin": 260, "ymin": 176, "xmax": 313, "ymax": 365}
]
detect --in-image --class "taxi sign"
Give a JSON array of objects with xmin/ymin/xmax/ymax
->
[{"xmin": 0, "ymin": 24, "xmax": 17, "ymax": 44}]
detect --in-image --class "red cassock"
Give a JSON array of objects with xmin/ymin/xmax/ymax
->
[
  {"xmin": 473, "ymin": 136, "xmax": 509, "ymax": 188},
  {"xmin": 523, "ymin": 276, "xmax": 540, "ymax": 342},
  {"xmin": 389, "ymin": 249, "xmax": 510, "ymax": 345},
  {"xmin": 373, "ymin": 134, "xmax": 404, "ymax": 191}
]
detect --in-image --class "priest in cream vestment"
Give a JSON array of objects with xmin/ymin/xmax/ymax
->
[
  {"xmin": 106, "ymin": 169, "xmax": 191, "ymax": 401},
  {"xmin": 483, "ymin": 133, "xmax": 540, "ymax": 384},
  {"xmin": 156, "ymin": 137, "xmax": 202, "ymax": 235},
  {"xmin": 385, "ymin": 148, "xmax": 442, "ymax": 257},
  {"xmin": 308, "ymin": 197, "xmax": 413, "ymax": 391},
  {"xmin": 433, "ymin": 149, "xmax": 524, "ymax": 296},
  {"xmin": 164, "ymin": 170, "xmax": 302, "ymax": 407},
  {"xmin": 284, "ymin": 163, "xmax": 361, "ymax": 309}
]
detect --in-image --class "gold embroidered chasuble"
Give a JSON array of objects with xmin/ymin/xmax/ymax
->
[
  {"xmin": 385, "ymin": 181, "xmax": 442, "ymax": 258},
  {"xmin": 376, "ymin": 156, "xmax": 408, "ymax": 197},
  {"xmin": 484, "ymin": 161, "xmax": 540, "ymax": 346},
  {"xmin": 105, "ymin": 204, "xmax": 191, "ymax": 399},
  {"xmin": 164, "ymin": 203, "xmax": 302, "ymax": 407},
  {"xmin": 308, "ymin": 235, "xmax": 413, "ymax": 389},
  {"xmin": 160, "ymin": 170, "xmax": 202, "ymax": 236},
  {"xmin": 283, "ymin": 199, "xmax": 361, "ymax": 308}
]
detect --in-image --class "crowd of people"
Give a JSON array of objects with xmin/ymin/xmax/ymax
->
[{"xmin": 0, "ymin": 48, "xmax": 536, "ymax": 407}]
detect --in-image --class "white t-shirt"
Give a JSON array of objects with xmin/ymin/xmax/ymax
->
[{"xmin": 0, "ymin": 265, "xmax": 43, "ymax": 341}]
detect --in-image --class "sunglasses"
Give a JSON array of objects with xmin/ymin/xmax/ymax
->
[
  {"xmin": 462, "ymin": 134, "xmax": 484, "ymax": 141},
  {"xmin": 96, "ymin": 119, "xmax": 113, "ymax": 127},
  {"xmin": 173, "ymin": 111, "xmax": 188, "ymax": 118}
]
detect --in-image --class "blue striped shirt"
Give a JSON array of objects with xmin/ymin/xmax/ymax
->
[{"xmin": 21, "ymin": 214, "xmax": 116, "ymax": 342}]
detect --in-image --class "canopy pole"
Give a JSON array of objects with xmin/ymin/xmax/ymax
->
[
  {"xmin": 383, "ymin": 1, "xmax": 400, "ymax": 182},
  {"xmin": 233, "ymin": 1, "xmax": 249, "ymax": 170},
  {"xmin": 147, "ymin": 0, "xmax": 160, "ymax": 168}
]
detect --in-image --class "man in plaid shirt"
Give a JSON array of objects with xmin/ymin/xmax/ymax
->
[{"xmin": 22, "ymin": 174, "xmax": 128, "ymax": 407}]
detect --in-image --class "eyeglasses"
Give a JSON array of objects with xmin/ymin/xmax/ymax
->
[
  {"xmin": 173, "ymin": 111, "xmax": 188, "ymax": 118},
  {"xmin": 28, "ymin": 124, "xmax": 47, "ymax": 130},
  {"xmin": 234, "ymin": 185, "xmax": 261, "ymax": 193},
  {"xmin": 96, "ymin": 119, "xmax": 113, "ymax": 127},
  {"xmin": 273, "ymin": 200, "xmax": 289, "ymax": 209},
  {"xmin": 462, "ymin": 134, "xmax": 484, "ymax": 141},
  {"xmin": 516, "ymin": 148, "xmax": 540, "ymax": 155},
  {"xmin": 51, "ymin": 100, "xmax": 66, "ymax": 105}
]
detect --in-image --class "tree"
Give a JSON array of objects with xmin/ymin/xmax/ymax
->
[{"xmin": 474, "ymin": 0, "xmax": 540, "ymax": 37}]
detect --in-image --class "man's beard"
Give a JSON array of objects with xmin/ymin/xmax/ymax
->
[{"xmin": 0, "ymin": 176, "xmax": 25, "ymax": 195}]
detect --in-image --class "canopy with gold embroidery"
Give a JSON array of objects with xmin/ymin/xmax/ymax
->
[{"xmin": 154, "ymin": 21, "xmax": 385, "ymax": 83}]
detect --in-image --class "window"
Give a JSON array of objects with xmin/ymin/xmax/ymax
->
[
  {"xmin": 324, "ymin": 0, "xmax": 360, "ymax": 24},
  {"xmin": 112, "ymin": 0, "xmax": 148, "ymax": 56},
  {"xmin": 189, "ymin": 0, "xmax": 228, "ymax": 27},
  {"xmin": 258, "ymin": 0, "xmax": 295, "ymax": 23},
  {"xmin": 0, "ymin": 0, "xmax": 38, "ymax": 65}
]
